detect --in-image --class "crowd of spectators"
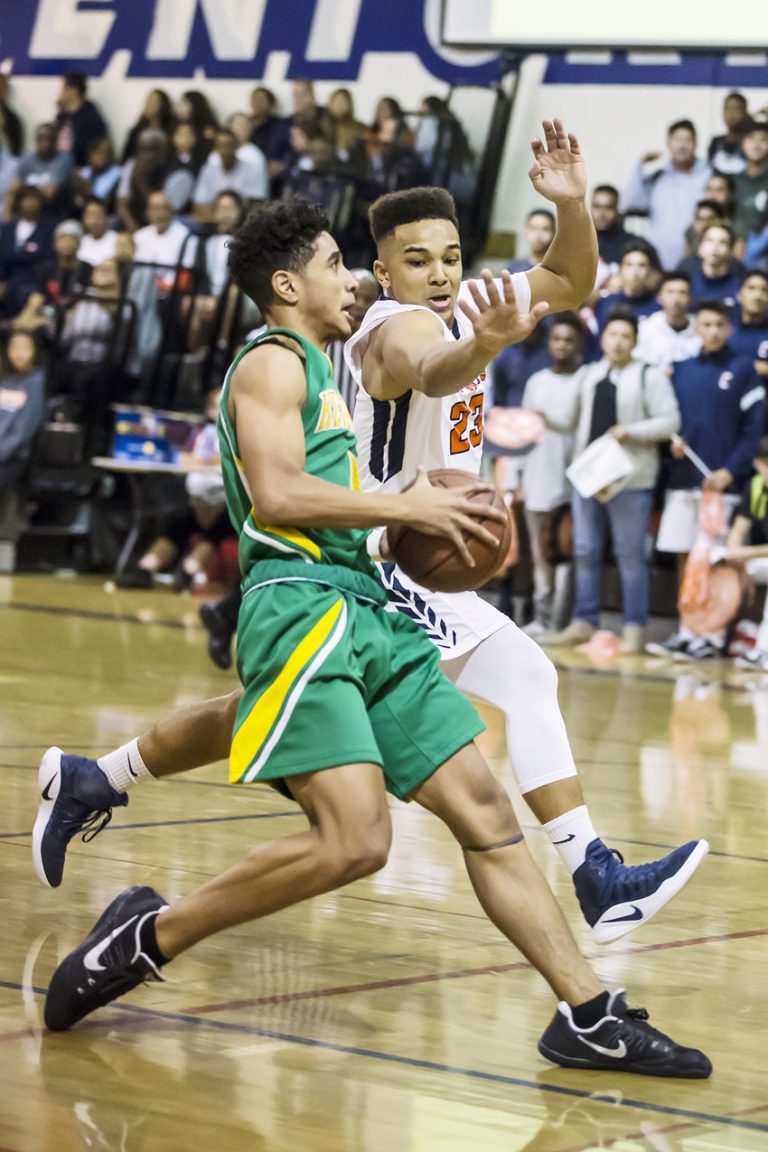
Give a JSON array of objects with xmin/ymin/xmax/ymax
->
[
  {"xmin": 495, "ymin": 91, "xmax": 768, "ymax": 669},
  {"xmin": 1, "ymin": 69, "xmax": 768, "ymax": 671}
]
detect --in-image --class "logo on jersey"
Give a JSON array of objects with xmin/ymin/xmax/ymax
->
[
  {"xmin": 315, "ymin": 389, "xmax": 354, "ymax": 433},
  {"xmin": 460, "ymin": 370, "xmax": 486, "ymax": 397},
  {"xmin": 718, "ymin": 371, "xmax": 733, "ymax": 391}
]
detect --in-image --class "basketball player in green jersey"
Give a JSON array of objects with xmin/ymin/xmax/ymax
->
[{"xmin": 43, "ymin": 196, "xmax": 710, "ymax": 1078}]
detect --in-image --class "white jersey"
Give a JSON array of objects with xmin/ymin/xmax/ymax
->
[
  {"xmin": 345, "ymin": 274, "xmax": 531, "ymax": 657},
  {"xmin": 347, "ymin": 276, "xmax": 531, "ymax": 495}
]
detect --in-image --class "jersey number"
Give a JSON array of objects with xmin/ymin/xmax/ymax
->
[{"xmin": 450, "ymin": 393, "xmax": 484, "ymax": 455}]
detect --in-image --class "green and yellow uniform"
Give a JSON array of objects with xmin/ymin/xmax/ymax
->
[{"xmin": 218, "ymin": 327, "xmax": 482, "ymax": 794}]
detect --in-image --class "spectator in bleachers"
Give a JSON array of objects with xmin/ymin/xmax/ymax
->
[
  {"xmin": 744, "ymin": 205, "xmax": 768, "ymax": 271},
  {"xmin": 0, "ymin": 129, "xmax": 18, "ymax": 219},
  {"xmin": 225, "ymin": 112, "xmax": 263, "ymax": 169},
  {"xmin": 121, "ymin": 89, "xmax": 175, "ymax": 163},
  {"xmin": 164, "ymin": 123, "xmax": 207, "ymax": 214},
  {"xmin": 54, "ymin": 256, "xmax": 129, "ymax": 446},
  {"xmin": 634, "ymin": 271, "xmax": 701, "ymax": 369},
  {"xmin": 520, "ymin": 314, "xmax": 585, "ymax": 635},
  {"xmin": 722, "ymin": 436, "xmax": 768, "ymax": 671},
  {"xmin": 53, "ymin": 71, "xmax": 108, "ymax": 167},
  {"xmin": 730, "ymin": 269, "xmax": 768, "ymax": 378},
  {"xmin": 733, "ymin": 121, "xmax": 768, "ymax": 251},
  {"xmin": 492, "ymin": 324, "xmax": 551, "ymax": 410},
  {"xmin": 0, "ymin": 74, "xmax": 23, "ymax": 158},
  {"xmin": 543, "ymin": 308, "xmax": 680, "ymax": 654},
  {"xmin": 77, "ymin": 197, "xmax": 117, "ymax": 266},
  {"xmin": 0, "ymin": 186, "xmax": 54, "ymax": 318},
  {"xmin": 0, "ymin": 330, "xmax": 45, "ymax": 494},
  {"xmin": 652, "ymin": 299, "xmax": 766, "ymax": 658},
  {"xmin": 116, "ymin": 387, "xmax": 234, "ymax": 591},
  {"xmin": 321, "ymin": 88, "xmax": 367, "ymax": 171},
  {"xmin": 366, "ymin": 115, "xmax": 427, "ymax": 193},
  {"xmin": 187, "ymin": 189, "xmax": 247, "ymax": 350},
  {"xmin": 704, "ymin": 171, "xmax": 737, "ymax": 217},
  {"xmin": 682, "ymin": 199, "xmax": 722, "ymax": 258},
  {"xmin": 683, "ymin": 221, "xmax": 744, "ymax": 306},
  {"xmin": 593, "ymin": 241, "xmax": 662, "ymax": 331},
  {"xmin": 290, "ymin": 80, "xmax": 324, "ymax": 133},
  {"xmin": 116, "ymin": 129, "xmax": 174, "ymax": 232},
  {"xmin": 192, "ymin": 128, "xmax": 267, "ymax": 223},
  {"xmin": 132, "ymin": 190, "xmax": 194, "ymax": 271},
  {"xmin": 508, "ymin": 209, "xmax": 555, "ymax": 273},
  {"xmin": 708, "ymin": 91, "xmax": 750, "ymax": 175},
  {"xmin": 622, "ymin": 119, "xmax": 711, "ymax": 269},
  {"xmin": 249, "ymin": 86, "xmax": 291, "ymax": 176},
  {"xmin": 5, "ymin": 123, "xmax": 73, "ymax": 218},
  {"xmin": 370, "ymin": 97, "xmax": 412, "ymax": 145},
  {"xmin": 590, "ymin": 184, "xmax": 634, "ymax": 269},
  {"xmin": 73, "ymin": 137, "xmax": 122, "ymax": 214},
  {"xmin": 13, "ymin": 219, "xmax": 91, "ymax": 333},
  {"xmin": 175, "ymin": 90, "xmax": 219, "ymax": 149}
]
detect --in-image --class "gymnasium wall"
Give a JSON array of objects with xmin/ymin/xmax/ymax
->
[{"xmin": 2, "ymin": 1, "xmax": 768, "ymax": 245}]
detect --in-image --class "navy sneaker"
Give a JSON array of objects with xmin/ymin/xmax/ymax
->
[
  {"xmin": 33, "ymin": 747, "xmax": 129, "ymax": 889},
  {"xmin": 538, "ymin": 989, "xmax": 712, "ymax": 1078},
  {"xmin": 199, "ymin": 601, "xmax": 234, "ymax": 670},
  {"xmin": 45, "ymin": 885, "xmax": 168, "ymax": 1032},
  {"xmin": 574, "ymin": 837, "xmax": 709, "ymax": 944}
]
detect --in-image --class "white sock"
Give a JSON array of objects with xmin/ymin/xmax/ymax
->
[
  {"xmin": 542, "ymin": 805, "xmax": 599, "ymax": 874},
  {"xmin": 97, "ymin": 738, "xmax": 152, "ymax": 793}
]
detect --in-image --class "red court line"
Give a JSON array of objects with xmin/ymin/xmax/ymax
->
[{"xmin": 183, "ymin": 924, "xmax": 768, "ymax": 1016}]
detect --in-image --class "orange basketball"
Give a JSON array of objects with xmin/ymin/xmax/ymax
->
[{"xmin": 388, "ymin": 469, "xmax": 512, "ymax": 593}]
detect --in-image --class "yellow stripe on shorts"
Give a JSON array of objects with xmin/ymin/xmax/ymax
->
[
  {"xmin": 230, "ymin": 597, "xmax": 346, "ymax": 783},
  {"xmin": 247, "ymin": 508, "xmax": 322, "ymax": 561}
]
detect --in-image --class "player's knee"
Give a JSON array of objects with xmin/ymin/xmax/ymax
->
[
  {"xmin": 525, "ymin": 638, "xmax": 559, "ymax": 696},
  {"xmin": 330, "ymin": 821, "xmax": 392, "ymax": 883},
  {"xmin": 451, "ymin": 771, "xmax": 520, "ymax": 846}
]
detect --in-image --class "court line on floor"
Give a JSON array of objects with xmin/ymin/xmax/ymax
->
[
  {"xmin": 0, "ymin": 601, "xmax": 194, "ymax": 631},
  {"xmin": 176, "ymin": 925, "xmax": 768, "ymax": 1017},
  {"xmin": 0, "ymin": 981, "xmax": 765, "ymax": 1136},
  {"xmin": 2, "ymin": 789, "xmax": 768, "ymax": 866}
]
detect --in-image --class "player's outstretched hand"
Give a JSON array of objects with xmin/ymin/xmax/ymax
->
[
  {"xmin": 460, "ymin": 268, "xmax": 549, "ymax": 358},
  {"xmin": 395, "ymin": 468, "xmax": 507, "ymax": 568},
  {"xmin": 528, "ymin": 118, "xmax": 587, "ymax": 204}
]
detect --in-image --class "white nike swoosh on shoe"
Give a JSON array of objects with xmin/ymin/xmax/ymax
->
[
  {"xmin": 83, "ymin": 916, "xmax": 138, "ymax": 973},
  {"xmin": 577, "ymin": 1035, "xmax": 628, "ymax": 1059}
]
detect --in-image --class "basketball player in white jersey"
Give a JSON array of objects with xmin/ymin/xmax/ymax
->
[{"xmin": 34, "ymin": 120, "xmax": 706, "ymax": 944}]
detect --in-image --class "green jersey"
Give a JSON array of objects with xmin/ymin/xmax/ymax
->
[{"xmin": 218, "ymin": 327, "xmax": 374, "ymax": 578}]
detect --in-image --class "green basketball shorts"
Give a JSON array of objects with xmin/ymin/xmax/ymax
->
[{"xmin": 230, "ymin": 563, "xmax": 484, "ymax": 798}]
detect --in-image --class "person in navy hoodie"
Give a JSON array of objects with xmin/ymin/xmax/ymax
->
[
  {"xmin": 0, "ymin": 185, "xmax": 54, "ymax": 318},
  {"xmin": 684, "ymin": 221, "xmax": 744, "ymax": 307},
  {"xmin": 649, "ymin": 298, "xmax": 766, "ymax": 659},
  {"xmin": 730, "ymin": 268, "xmax": 768, "ymax": 380},
  {"xmin": 593, "ymin": 241, "xmax": 662, "ymax": 332}
]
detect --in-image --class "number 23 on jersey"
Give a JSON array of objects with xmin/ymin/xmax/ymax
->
[{"xmin": 450, "ymin": 392, "xmax": 484, "ymax": 455}]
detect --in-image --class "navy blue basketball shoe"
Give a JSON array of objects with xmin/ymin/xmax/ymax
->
[
  {"xmin": 33, "ymin": 747, "xmax": 128, "ymax": 888},
  {"xmin": 45, "ymin": 885, "xmax": 168, "ymax": 1031},
  {"xmin": 573, "ymin": 837, "xmax": 709, "ymax": 943}
]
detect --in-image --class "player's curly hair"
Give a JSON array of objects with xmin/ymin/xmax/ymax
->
[
  {"xmin": 368, "ymin": 186, "xmax": 459, "ymax": 246},
  {"xmin": 227, "ymin": 197, "xmax": 329, "ymax": 313}
]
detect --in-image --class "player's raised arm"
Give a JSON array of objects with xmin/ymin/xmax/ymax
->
[{"xmin": 525, "ymin": 118, "xmax": 598, "ymax": 313}]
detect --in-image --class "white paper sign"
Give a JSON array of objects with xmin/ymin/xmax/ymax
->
[{"xmin": 566, "ymin": 435, "xmax": 633, "ymax": 502}]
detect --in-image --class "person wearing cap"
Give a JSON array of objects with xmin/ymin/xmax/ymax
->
[
  {"xmin": 733, "ymin": 121, "xmax": 768, "ymax": 249},
  {"xmin": 13, "ymin": 218, "xmax": 91, "ymax": 333}
]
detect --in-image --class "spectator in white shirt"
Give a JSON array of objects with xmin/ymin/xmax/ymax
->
[
  {"xmin": 635, "ymin": 271, "xmax": 701, "ymax": 369},
  {"xmin": 193, "ymin": 128, "xmax": 267, "ymax": 223},
  {"xmin": 188, "ymin": 189, "xmax": 246, "ymax": 349},
  {"xmin": 77, "ymin": 197, "xmax": 118, "ymax": 266},
  {"xmin": 133, "ymin": 191, "xmax": 195, "ymax": 273},
  {"xmin": 521, "ymin": 315, "xmax": 585, "ymax": 634}
]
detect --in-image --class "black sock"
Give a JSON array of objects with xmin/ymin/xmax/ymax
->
[
  {"xmin": 570, "ymin": 990, "xmax": 611, "ymax": 1028},
  {"xmin": 139, "ymin": 912, "xmax": 169, "ymax": 967}
]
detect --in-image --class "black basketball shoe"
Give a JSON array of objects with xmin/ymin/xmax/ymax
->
[
  {"xmin": 538, "ymin": 989, "xmax": 712, "ymax": 1078},
  {"xmin": 45, "ymin": 885, "xmax": 168, "ymax": 1032}
]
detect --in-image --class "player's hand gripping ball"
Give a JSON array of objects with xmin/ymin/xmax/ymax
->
[{"xmin": 388, "ymin": 469, "xmax": 512, "ymax": 593}]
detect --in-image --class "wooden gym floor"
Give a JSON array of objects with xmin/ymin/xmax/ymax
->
[{"xmin": 1, "ymin": 572, "xmax": 767, "ymax": 1151}]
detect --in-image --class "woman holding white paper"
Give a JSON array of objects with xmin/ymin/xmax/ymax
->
[{"xmin": 542, "ymin": 307, "xmax": 680, "ymax": 653}]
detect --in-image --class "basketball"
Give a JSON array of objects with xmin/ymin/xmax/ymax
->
[{"xmin": 388, "ymin": 468, "xmax": 512, "ymax": 592}]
